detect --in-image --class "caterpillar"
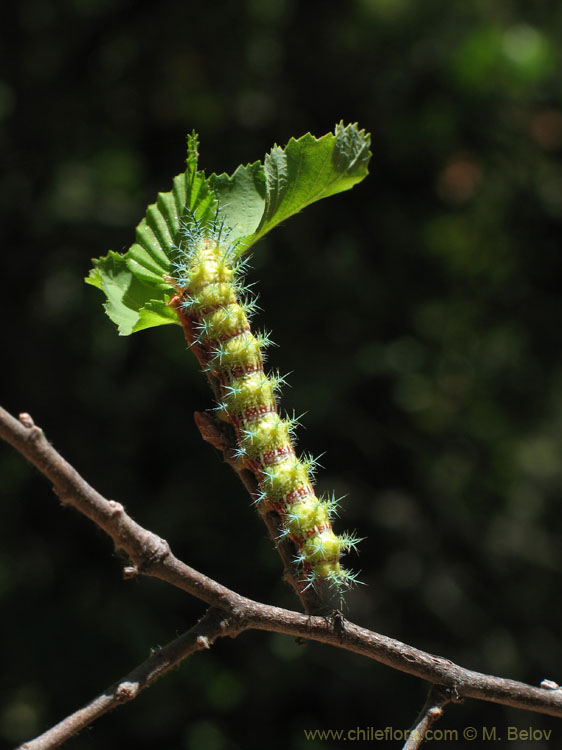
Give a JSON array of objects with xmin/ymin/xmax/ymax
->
[{"xmin": 168, "ymin": 216, "xmax": 360, "ymax": 596}]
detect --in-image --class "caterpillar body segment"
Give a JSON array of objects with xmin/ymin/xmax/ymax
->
[{"xmin": 171, "ymin": 220, "xmax": 359, "ymax": 595}]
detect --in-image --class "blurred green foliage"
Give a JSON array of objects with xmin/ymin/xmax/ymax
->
[{"xmin": 2, "ymin": 0, "xmax": 561, "ymax": 748}]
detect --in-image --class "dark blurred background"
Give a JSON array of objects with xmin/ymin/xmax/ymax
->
[{"xmin": 1, "ymin": 0, "xmax": 561, "ymax": 748}]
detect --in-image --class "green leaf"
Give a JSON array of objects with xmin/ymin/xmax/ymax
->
[
  {"xmin": 85, "ymin": 251, "xmax": 179, "ymax": 335},
  {"xmin": 209, "ymin": 161, "xmax": 266, "ymax": 240},
  {"xmin": 210, "ymin": 122, "xmax": 371, "ymax": 254},
  {"xmin": 87, "ymin": 124, "xmax": 371, "ymax": 335},
  {"xmin": 260, "ymin": 124, "xmax": 371, "ymax": 228}
]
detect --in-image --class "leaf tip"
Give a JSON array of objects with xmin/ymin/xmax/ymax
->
[
  {"xmin": 186, "ymin": 130, "xmax": 200, "ymax": 177},
  {"xmin": 333, "ymin": 122, "xmax": 372, "ymax": 174}
]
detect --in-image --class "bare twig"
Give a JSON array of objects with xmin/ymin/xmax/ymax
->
[
  {"xmin": 246, "ymin": 611, "xmax": 562, "ymax": 718},
  {"xmin": 0, "ymin": 406, "xmax": 241, "ymax": 610},
  {"xmin": 402, "ymin": 686, "xmax": 457, "ymax": 749},
  {"xmin": 17, "ymin": 608, "xmax": 234, "ymax": 750},
  {"xmin": 2, "ymin": 404, "xmax": 562, "ymax": 750}
]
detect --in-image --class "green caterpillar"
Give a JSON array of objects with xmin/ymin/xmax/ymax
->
[{"xmin": 169, "ymin": 217, "xmax": 360, "ymax": 595}]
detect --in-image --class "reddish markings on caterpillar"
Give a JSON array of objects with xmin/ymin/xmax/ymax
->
[{"xmin": 169, "ymin": 217, "xmax": 360, "ymax": 595}]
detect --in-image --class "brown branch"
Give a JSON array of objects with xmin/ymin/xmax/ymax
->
[
  {"xmin": 244, "ymin": 608, "xmax": 562, "ymax": 718},
  {"xmin": 16, "ymin": 607, "xmax": 236, "ymax": 750},
  {"xmin": 0, "ymin": 406, "xmax": 242, "ymax": 610},
  {"xmin": 2, "ymin": 404, "xmax": 562, "ymax": 750},
  {"xmin": 402, "ymin": 686, "xmax": 457, "ymax": 749}
]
